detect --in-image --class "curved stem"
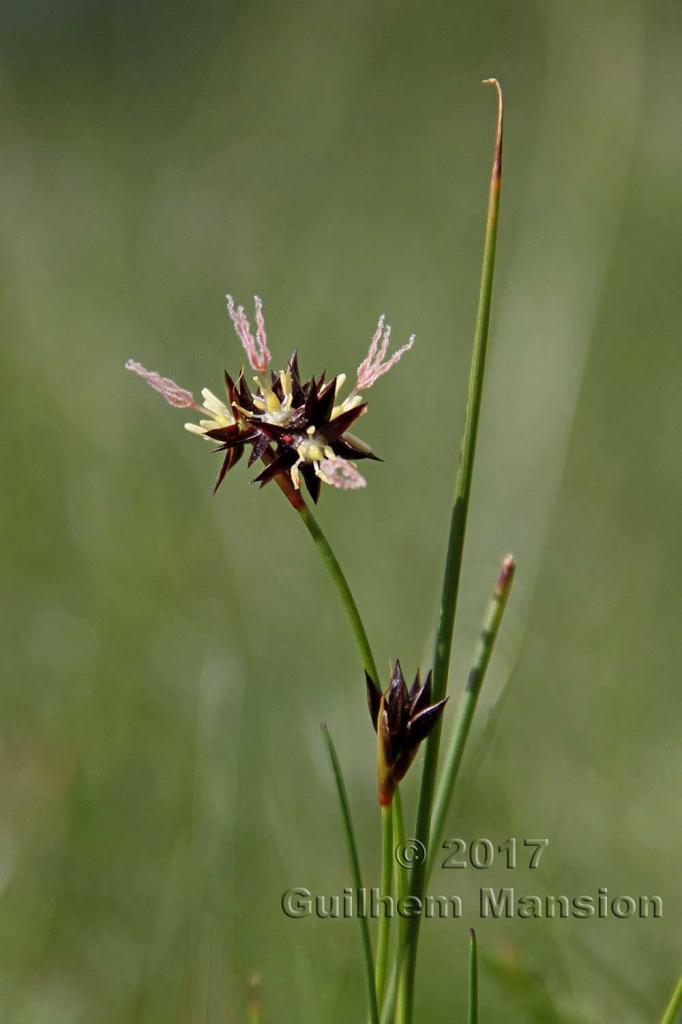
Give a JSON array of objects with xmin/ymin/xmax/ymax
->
[
  {"xmin": 398, "ymin": 80, "xmax": 504, "ymax": 1024},
  {"xmin": 263, "ymin": 450, "xmax": 378, "ymax": 681},
  {"xmin": 276, "ymin": 485, "xmax": 379, "ymax": 682},
  {"xmin": 296, "ymin": 502, "xmax": 379, "ymax": 681},
  {"xmin": 296, "ymin": 498, "xmax": 394, "ymax": 1014}
]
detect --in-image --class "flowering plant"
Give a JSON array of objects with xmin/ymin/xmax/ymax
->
[
  {"xmin": 126, "ymin": 78, "xmax": 506, "ymax": 1024},
  {"xmin": 125, "ymin": 79, "xmax": 682, "ymax": 1024}
]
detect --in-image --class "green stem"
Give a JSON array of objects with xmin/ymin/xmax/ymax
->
[
  {"xmin": 393, "ymin": 790, "xmax": 410, "ymax": 1024},
  {"xmin": 377, "ymin": 786, "xmax": 407, "ymax": 1024},
  {"xmin": 392, "ymin": 789, "xmax": 407, "ymax": 909},
  {"xmin": 379, "ymin": 961, "xmax": 398, "ymax": 1024},
  {"xmin": 427, "ymin": 556, "xmax": 515, "ymax": 879},
  {"xmin": 467, "ymin": 930, "xmax": 478, "ymax": 1024},
  {"xmin": 397, "ymin": 79, "xmax": 504, "ymax": 1024},
  {"xmin": 658, "ymin": 974, "xmax": 682, "ymax": 1024},
  {"xmin": 375, "ymin": 803, "xmax": 394, "ymax": 1011},
  {"xmin": 293, "ymin": 499, "xmax": 393, "ymax": 1020},
  {"xmin": 263, "ymin": 446, "xmax": 379, "ymax": 682},
  {"xmin": 322, "ymin": 725, "xmax": 380, "ymax": 1024},
  {"xmin": 296, "ymin": 502, "xmax": 379, "ymax": 682}
]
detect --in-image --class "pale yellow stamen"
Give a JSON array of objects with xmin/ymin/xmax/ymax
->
[
  {"xmin": 201, "ymin": 388, "xmax": 231, "ymax": 419},
  {"xmin": 264, "ymin": 390, "xmax": 280, "ymax": 413},
  {"xmin": 296, "ymin": 430, "xmax": 327, "ymax": 465},
  {"xmin": 279, "ymin": 370, "xmax": 292, "ymax": 400},
  {"xmin": 253, "ymin": 376, "xmax": 281, "ymax": 415},
  {"xmin": 185, "ymin": 386, "xmax": 235, "ymax": 439},
  {"xmin": 185, "ymin": 422, "xmax": 211, "ymax": 438},
  {"xmin": 331, "ymin": 391, "xmax": 364, "ymax": 420}
]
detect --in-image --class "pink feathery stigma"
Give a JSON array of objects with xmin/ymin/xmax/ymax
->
[
  {"xmin": 320, "ymin": 457, "xmax": 367, "ymax": 490},
  {"xmin": 355, "ymin": 315, "xmax": 415, "ymax": 390},
  {"xmin": 125, "ymin": 360, "xmax": 196, "ymax": 408},
  {"xmin": 226, "ymin": 294, "xmax": 272, "ymax": 373},
  {"xmin": 254, "ymin": 296, "xmax": 269, "ymax": 369}
]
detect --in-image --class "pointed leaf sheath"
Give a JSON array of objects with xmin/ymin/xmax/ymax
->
[{"xmin": 367, "ymin": 663, "xmax": 448, "ymax": 804}]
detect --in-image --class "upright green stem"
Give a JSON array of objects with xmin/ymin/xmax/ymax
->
[
  {"xmin": 658, "ymin": 974, "xmax": 682, "ymax": 1024},
  {"xmin": 427, "ymin": 555, "xmax": 515, "ymax": 878},
  {"xmin": 322, "ymin": 726, "xmax": 380, "ymax": 1024},
  {"xmin": 392, "ymin": 790, "xmax": 407, "ymax": 909},
  {"xmin": 467, "ymin": 930, "xmax": 478, "ymax": 1024},
  {"xmin": 375, "ymin": 804, "xmax": 394, "ymax": 1010},
  {"xmin": 397, "ymin": 79, "xmax": 504, "ymax": 1024},
  {"xmin": 376, "ymin": 787, "xmax": 407, "ymax": 1024},
  {"xmin": 392, "ymin": 790, "xmax": 410, "ymax": 1024}
]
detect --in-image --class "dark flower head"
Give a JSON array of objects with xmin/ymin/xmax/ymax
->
[
  {"xmin": 126, "ymin": 295, "xmax": 414, "ymax": 503},
  {"xmin": 366, "ymin": 661, "xmax": 447, "ymax": 806}
]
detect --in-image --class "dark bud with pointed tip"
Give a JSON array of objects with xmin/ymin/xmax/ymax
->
[{"xmin": 366, "ymin": 661, "xmax": 448, "ymax": 805}]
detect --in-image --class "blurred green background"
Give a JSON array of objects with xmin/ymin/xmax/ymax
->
[{"xmin": 1, "ymin": 0, "xmax": 680, "ymax": 1021}]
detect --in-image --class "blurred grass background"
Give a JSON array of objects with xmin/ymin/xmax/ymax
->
[{"xmin": 1, "ymin": 0, "xmax": 680, "ymax": 1021}]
